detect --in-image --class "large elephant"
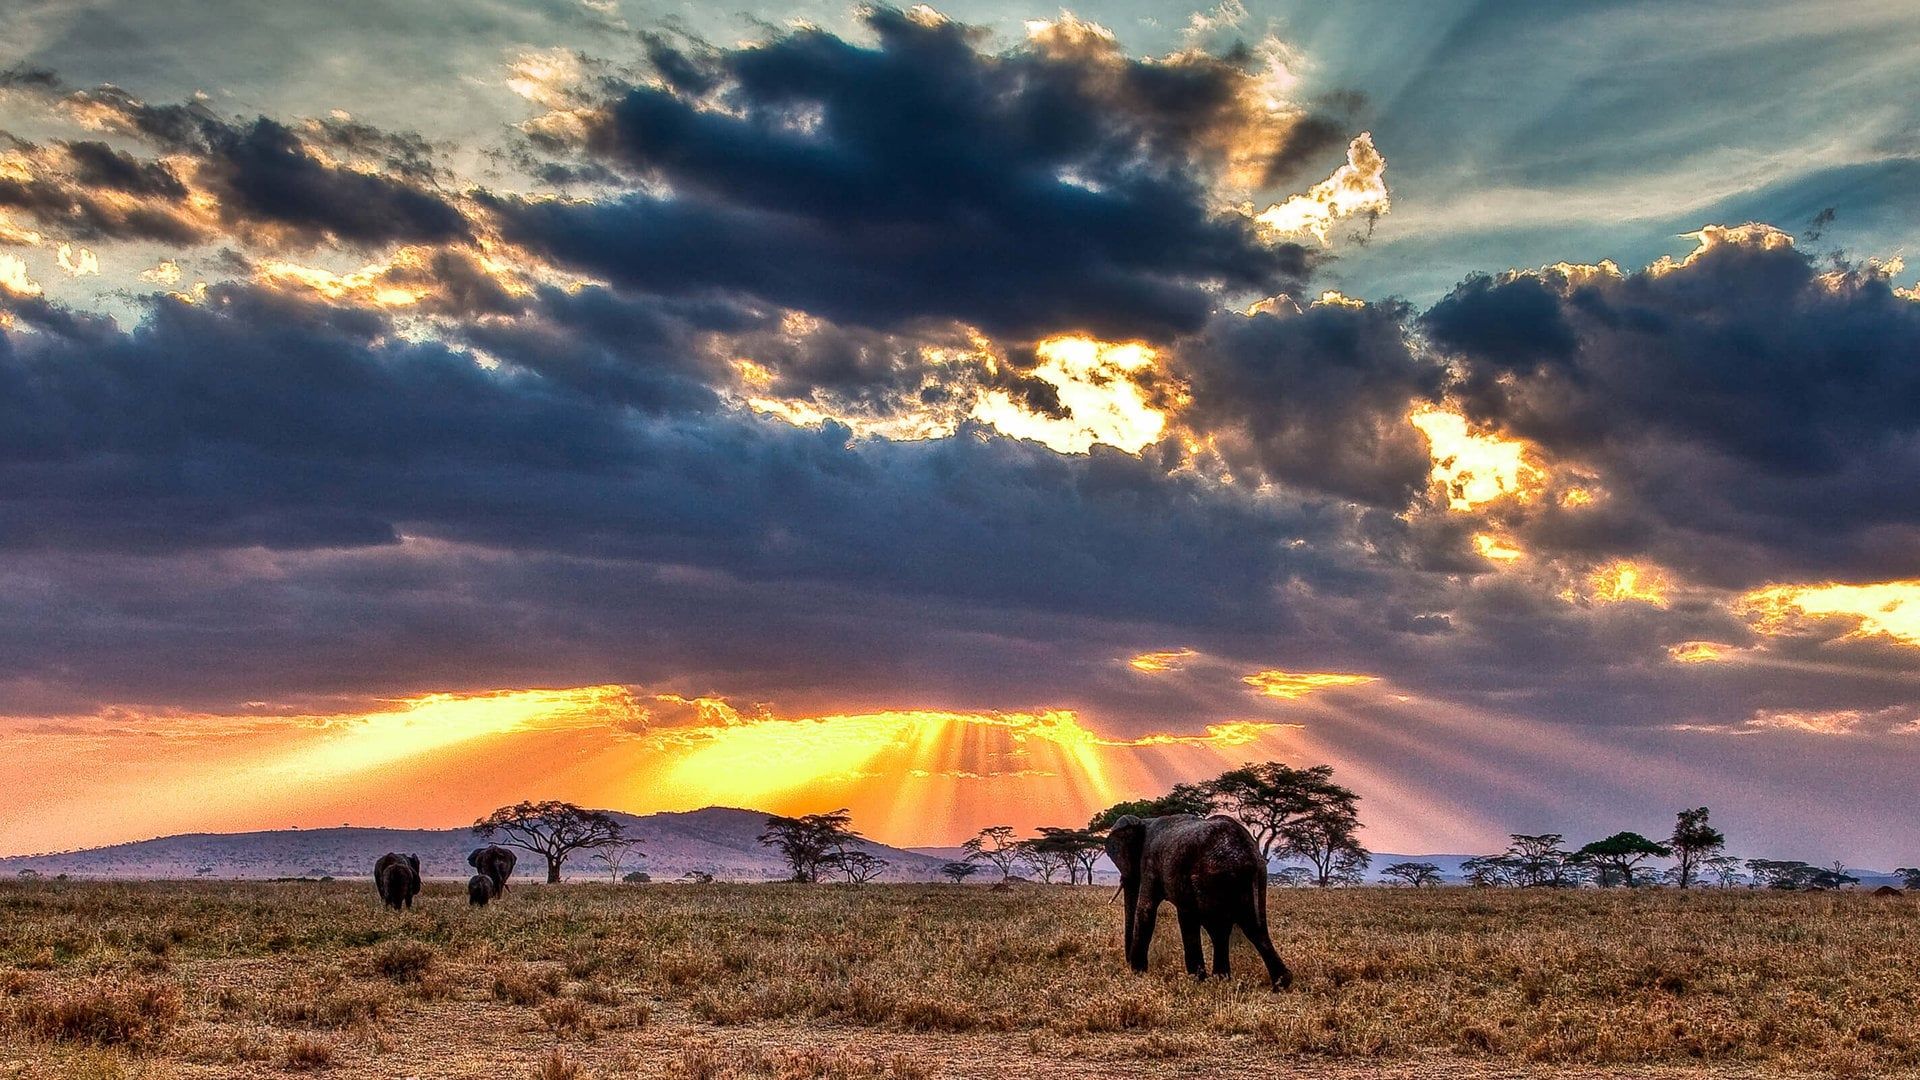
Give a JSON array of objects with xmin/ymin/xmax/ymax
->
[
  {"xmin": 373, "ymin": 852, "xmax": 421, "ymax": 912},
  {"xmin": 468, "ymin": 845, "xmax": 516, "ymax": 898},
  {"xmin": 1105, "ymin": 814, "xmax": 1292, "ymax": 990}
]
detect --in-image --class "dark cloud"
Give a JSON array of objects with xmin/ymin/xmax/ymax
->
[
  {"xmin": 489, "ymin": 7, "xmax": 1325, "ymax": 339},
  {"xmin": 1430, "ymin": 233, "xmax": 1920, "ymax": 586},
  {"xmin": 1174, "ymin": 297, "xmax": 1446, "ymax": 507},
  {"xmin": 1, "ymin": 78, "xmax": 467, "ymax": 247}
]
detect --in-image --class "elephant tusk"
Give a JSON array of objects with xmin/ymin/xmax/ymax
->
[{"xmin": 1109, "ymin": 885, "xmax": 1123, "ymax": 903}]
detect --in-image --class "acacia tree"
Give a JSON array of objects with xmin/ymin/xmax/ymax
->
[
  {"xmin": 1507, "ymin": 834, "xmax": 1588, "ymax": 888},
  {"xmin": 1283, "ymin": 801, "xmax": 1370, "ymax": 887},
  {"xmin": 1014, "ymin": 839, "xmax": 1064, "ymax": 883},
  {"xmin": 1897, "ymin": 867, "xmax": 1920, "ymax": 890},
  {"xmin": 1704, "ymin": 854, "xmax": 1747, "ymax": 887},
  {"xmin": 1382, "ymin": 861, "xmax": 1443, "ymax": 887},
  {"xmin": 1086, "ymin": 783, "xmax": 1214, "ymax": 831},
  {"xmin": 757, "ymin": 809, "xmax": 859, "ymax": 883},
  {"xmin": 1668, "ymin": 808, "xmax": 1726, "ymax": 889},
  {"xmin": 473, "ymin": 801, "xmax": 627, "ymax": 884},
  {"xmin": 1578, "ymin": 832, "xmax": 1672, "ymax": 888},
  {"xmin": 1461, "ymin": 854, "xmax": 1521, "ymax": 887},
  {"xmin": 820, "ymin": 849, "xmax": 888, "ymax": 884},
  {"xmin": 940, "ymin": 861, "xmax": 981, "ymax": 884},
  {"xmin": 1031, "ymin": 827, "xmax": 1104, "ymax": 884},
  {"xmin": 590, "ymin": 839, "xmax": 645, "ymax": 882},
  {"xmin": 963, "ymin": 825, "xmax": 1023, "ymax": 880}
]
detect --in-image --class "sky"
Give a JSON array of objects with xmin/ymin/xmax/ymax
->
[{"xmin": 2, "ymin": 0, "xmax": 1919, "ymax": 865}]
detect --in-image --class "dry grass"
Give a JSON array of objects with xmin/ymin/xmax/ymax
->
[{"xmin": 0, "ymin": 879, "xmax": 1915, "ymax": 1077}]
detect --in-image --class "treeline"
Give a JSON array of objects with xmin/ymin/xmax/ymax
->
[
  {"xmin": 758, "ymin": 766, "xmax": 1917, "ymax": 889},
  {"xmin": 759, "ymin": 761, "xmax": 1370, "ymax": 886},
  {"xmin": 1442, "ymin": 807, "xmax": 1917, "ymax": 890}
]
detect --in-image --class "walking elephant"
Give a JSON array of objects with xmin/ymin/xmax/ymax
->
[
  {"xmin": 373, "ymin": 852, "xmax": 421, "ymax": 912},
  {"xmin": 468, "ymin": 845, "xmax": 516, "ymax": 898},
  {"xmin": 1104, "ymin": 814, "xmax": 1292, "ymax": 990},
  {"xmin": 467, "ymin": 874, "xmax": 492, "ymax": 906}
]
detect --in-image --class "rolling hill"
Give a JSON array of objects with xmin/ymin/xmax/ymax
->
[{"xmin": 0, "ymin": 807, "xmax": 950, "ymax": 883}]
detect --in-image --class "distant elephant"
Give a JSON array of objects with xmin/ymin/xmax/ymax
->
[
  {"xmin": 373, "ymin": 852, "xmax": 421, "ymax": 912},
  {"xmin": 467, "ymin": 874, "xmax": 492, "ymax": 906},
  {"xmin": 1105, "ymin": 814, "xmax": 1292, "ymax": 990},
  {"xmin": 468, "ymin": 845, "xmax": 516, "ymax": 898}
]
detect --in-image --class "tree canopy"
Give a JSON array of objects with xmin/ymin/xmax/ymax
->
[
  {"xmin": 472, "ymin": 801, "xmax": 626, "ymax": 884},
  {"xmin": 757, "ymin": 810, "xmax": 861, "ymax": 883}
]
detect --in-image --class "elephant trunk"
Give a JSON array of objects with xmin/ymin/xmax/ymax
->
[{"xmin": 1121, "ymin": 878, "xmax": 1139, "ymax": 964}]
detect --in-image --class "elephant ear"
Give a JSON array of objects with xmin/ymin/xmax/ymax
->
[
  {"xmin": 407, "ymin": 854, "xmax": 420, "ymax": 873},
  {"xmin": 1104, "ymin": 816, "xmax": 1147, "ymax": 884},
  {"xmin": 468, "ymin": 848, "xmax": 484, "ymax": 869}
]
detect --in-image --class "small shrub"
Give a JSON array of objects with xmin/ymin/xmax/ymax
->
[
  {"xmin": 14, "ymin": 977, "xmax": 181, "ymax": 1048},
  {"xmin": 492, "ymin": 965, "xmax": 563, "ymax": 1006},
  {"xmin": 534, "ymin": 1047, "xmax": 589, "ymax": 1080},
  {"xmin": 284, "ymin": 1033, "xmax": 336, "ymax": 1070},
  {"xmin": 371, "ymin": 940, "xmax": 433, "ymax": 982},
  {"xmin": 538, "ymin": 997, "xmax": 595, "ymax": 1037}
]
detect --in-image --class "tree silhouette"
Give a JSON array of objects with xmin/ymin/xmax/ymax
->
[
  {"xmin": 1382, "ymin": 861, "xmax": 1443, "ymax": 887},
  {"xmin": 1897, "ymin": 867, "xmax": 1920, "ymax": 890},
  {"xmin": 757, "ymin": 810, "xmax": 859, "ymax": 883},
  {"xmin": 1029, "ymin": 827, "xmax": 1104, "ymax": 884},
  {"xmin": 1086, "ymin": 783, "xmax": 1214, "ymax": 831},
  {"xmin": 1668, "ymin": 808, "xmax": 1725, "ymax": 889},
  {"xmin": 1578, "ymin": 832, "xmax": 1671, "ymax": 888},
  {"xmin": 473, "ymin": 801, "xmax": 626, "ymax": 884},
  {"xmin": 820, "ymin": 849, "xmax": 888, "ymax": 884},
  {"xmin": 939, "ymin": 861, "xmax": 980, "ymax": 884},
  {"xmin": 962, "ymin": 825, "xmax": 1023, "ymax": 880}
]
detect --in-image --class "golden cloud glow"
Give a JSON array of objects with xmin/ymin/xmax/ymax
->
[
  {"xmin": 1127, "ymin": 648, "xmax": 1198, "ymax": 672},
  {"xmin": 1410, "ymin": 407, "xmax": 1542, "ymax": 510},
  {"xmin": 971, "ymin": 335, "xmax": 1172, "ymax": 454},
  {"xmin": 1242, "ymin": 669, "xmax": 1377, "ymax": 699},
  {"xmin": 1668, "ymin": 641, "xmax": 1731, "ymax": 664},
  {"xmin": 0, "ymin": 254, "xmax": 41, "ymax": 297},
  {"xmin": 140, "ymin": 260, "xmax": 183, "ymax": 285},
  {"xmin": 1254, "ymin": 132, "xmax": 1389, "ymax": 242},
  {"xmin": 1745, "ymin": 708, "xmax": 1868, "ymax": 736},
  {"xmin": 1651, "ymin": 223, "xmax": 1794, "ymax": 276},
  {"xmin": 1474, "ymin": 533, "xmax": 1523, "ymax": 563},
  {"xmin": 0, "ymin": 212, "xmax": 41, "ymax": 247},
  {"xmin": 1745, "ymin": 580, "xmax": 1920, "ymax": 645},
  {"xmin": 1589, "ymin": 561, "xmax": 1669, "ymax": 606},
  {"xmin": 55, "ymin": 243, "xmax": 99, "ymax": 277},
  {"xmin": 0, "ymin": 687, "xmax": 1297, "ymax": 854}
]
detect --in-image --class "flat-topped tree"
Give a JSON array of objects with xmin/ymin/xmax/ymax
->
[
  {"xmin": 1578, "ymin": 832, "xmax": 1672, "ymax": 888},
  {"xmin": 473, "ymin": 801, "xmax": 626, "ymax": 884},
  {"xmin": 758, "ymin": 809, "xmax": 859, "ymax": 883}
]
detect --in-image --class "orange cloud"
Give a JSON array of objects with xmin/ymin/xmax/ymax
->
[
  {"xmin": 1242, "ymin": 669, "xmax": 1377, "ymax": 699},
  {"xmin": 0, "ymin": 688, "xmax": 1298, "ymax": 855}
]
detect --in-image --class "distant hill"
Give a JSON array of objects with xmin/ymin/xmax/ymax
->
[{"xmin": 0, "ymin": 807, "xmax": 949, "ymax": 883}]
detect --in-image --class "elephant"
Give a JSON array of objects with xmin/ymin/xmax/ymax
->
[
  {"xmin": 468, "ymin": 845, "xmax": 516, "ymax": 898},
  {"xmin": 1104, "ymin": 814, "xmax": 1292, "ymax": 990},
  {"xmin": 467, "ymin": 873, "xmax": 492, "ymax": 906},
  {"xmin": 373, "ymin": 852, "xmax": 421, "ymax": 912}
]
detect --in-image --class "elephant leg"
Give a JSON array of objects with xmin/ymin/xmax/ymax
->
[
  {"xmin": 1237, "ymin": 908, "xmax": 1293, "ymax": 991},
  {"xmin": 1207, "ymin": 920, "xmax": 1233, "ymax": 978},
  {"xmin": 1177, "ymin": 908, "xmax": 1205, "ymax": 979},
  {"xmin": 1128, "ymin": 892, "xmax": 1160, "ymax": 973}
]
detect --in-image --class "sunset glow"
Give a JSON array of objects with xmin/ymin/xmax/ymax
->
[
  {"xmin": 1745, "ymin": 580, "xmax": 1920, "ymax": 645},
  {"xmin": 1410, "ymin": 408, "xmax": 1542, "ymax": 510},
  {"xmin": 1242, "ymin": 670, "xmax": 1378, "ymax": 700},
  {"xmin": 3, "ymin": 0, "xmax": 1919, "ymax": 872},
  {"xmin": 970, "ymin": 335, "xmax": 1171, "ymax": 453}
]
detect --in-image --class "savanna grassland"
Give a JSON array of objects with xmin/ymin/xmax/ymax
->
[{"xmin": 1, "ymin": 880, "xmax": 1915, "ymax": 1079}]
